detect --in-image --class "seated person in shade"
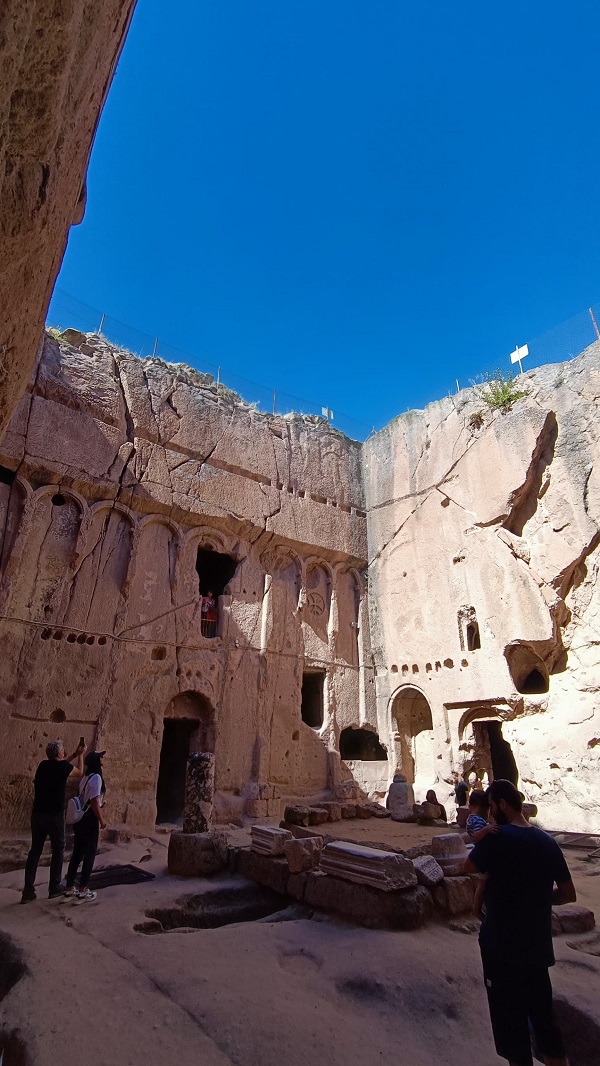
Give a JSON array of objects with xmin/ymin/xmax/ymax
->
[
  {"xmin": 426, "ymin": 789, "xmax": 447, "ymax": 822},
  {"xmin": 466, "ymin": 790, "xmax": 497, "ymax": 842}
]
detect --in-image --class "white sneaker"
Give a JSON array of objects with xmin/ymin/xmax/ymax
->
[
  {"xmin": 62, "ymin": 887, "xmax": 77, "ymax": 900},
  {"xmin": 75, "ymin": 890, "xmax": 97, "ymax": 904}
]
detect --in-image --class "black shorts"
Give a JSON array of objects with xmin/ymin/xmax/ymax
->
[{"xmin": 481, "ymin": 952, "xmax": 565, "ymax": 1066}]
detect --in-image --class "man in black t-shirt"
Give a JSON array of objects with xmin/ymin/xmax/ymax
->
[
  {"xmin": 21, "ymin": 738, "xmax": 86, "ymax": 903},
  {"xmin": 464, "ymin": 779, "xmax": 575, "ymax": 1066}
]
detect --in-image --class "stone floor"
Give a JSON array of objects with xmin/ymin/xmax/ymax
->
[{"xmin": 0, "ymin": 825, "xmax": 599, "ymax": 1066}]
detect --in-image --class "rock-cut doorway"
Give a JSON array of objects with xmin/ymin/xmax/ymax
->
[
  {"xmin": 155, "ymin": 691, "xmax": 215, "ymax": 825},
  {"xmin": 472, "ymin": 720, "xmax": 519, "ymax": 786}
]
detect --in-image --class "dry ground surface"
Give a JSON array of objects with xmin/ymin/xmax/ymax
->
[{"xmin": 1, "ymin": 821, "xmax": 599, "ymax": 1066}]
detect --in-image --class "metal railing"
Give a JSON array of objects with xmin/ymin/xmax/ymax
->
[
  {"xmin": 47, "ymin": 287, "xmax": 600, "ymax": 436},
  {"xmin": 46, "ymin": 288, "xmax": 372, "ymax": 442}
]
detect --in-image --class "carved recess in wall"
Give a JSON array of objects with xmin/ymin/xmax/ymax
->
[
  {"xmin": 333, "ymin": 565, "xmax": 362, "ymax": 666},
  {"xmin": 303, "ymin": 559, "xmax": 332, "ymax": 644}
]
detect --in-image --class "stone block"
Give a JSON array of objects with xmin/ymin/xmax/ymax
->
[
  {"xmin": 167, "ymin": 831, "xmax": 228, "ymax": 877},
  {"xmin": 554, "ymin": 905, "xmax": 595, "ymax": 935},
  {"xmin": 319, "ymin": 802, "xmax": 342, "ymax": 822},
  {"xmin": 251, "ymin": 825, "xmax": 292, "ymax": 856},
  {"xmin": 522, "ymin": 802, "xmax": 538, "ymax": 822},
  {"xmin": 320, "ymin": 840, "xmax": 417, "ymax": 891},
  {"xmin": 436, "ymin": 876, "xmax": 475, "ymax": 916},
  {"xmin": 308, "ymin": 807, "xmax": 329, "ymax": 825},
  {"xmin": 431, "ymin": 833, "xmax": 469, "ymax": 875},
  {"xmin": 355, "ymin": 805, "xmax": 372, "ymax": 819},
  {"xmin": 304, "ymin": 871, "xmax": 431, "ymax": 930},
  {"xmin": 284, "ymin": 805, "xmax": 312, "ymax": 826},
  {"xmin": 340, "ymin": 802, "xmax": 358, "ymax": 819},
  {"xmin": 237, "ymin": 849, "xmax": 289, "ymax": 896},
  {"xmin": 387, "ymin": 774, "xmax": 415, "ymax": 820},
  {"xmin": 413, "ymin": 854, "xmax": 444, "ymax": 887},
  {"xmin": 245, "ymin": 799, "xmax": 269, "ymax": 818},
  {"xmin": 283, "ymin": 836, "xmax": 323, "ymax": 873},
  {"xmin": 183, "ymin": 753, "xmax": 214, "ymax": 834},
  {"xmin": 364, "ymin": 802, "xmax": 390, "ymax": 818}
]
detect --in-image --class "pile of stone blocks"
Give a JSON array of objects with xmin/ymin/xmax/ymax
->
[
  {"xmin": 232, "ymin": 827, "xmax": 482, "ymax": 930},
  {"xmin": 282, "ymin": 801, "xmax": 388, "ymax": 828}
]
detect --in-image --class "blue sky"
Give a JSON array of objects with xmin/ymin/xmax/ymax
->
[{"xmin": 53, "ymin": 1, "xmax": 600, "ymax": 436}]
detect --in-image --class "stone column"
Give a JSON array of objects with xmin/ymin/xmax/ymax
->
[{"xmin": 183, "ymin": 753, "xmax": 214, "ymax": 834}]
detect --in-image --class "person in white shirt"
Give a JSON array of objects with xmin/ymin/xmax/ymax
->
[{"xmin": 63, "ymin": 751, "xmax": 106, "ymax": 903}]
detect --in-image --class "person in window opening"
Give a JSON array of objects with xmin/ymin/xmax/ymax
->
[
  {"xmin": 21, "ymin": 738, "xmax": 86, "ymax": 903},
  {"xmin": 464, "ymin": 779, "xmax": 575, "ymax": 1066},
  {"xmin": 201, "ymin": 590, "xmax": 217, "ymax": 637},
  {"xmin": 63, "ymin": 751, "xmax": 107, "ymax": 904}
]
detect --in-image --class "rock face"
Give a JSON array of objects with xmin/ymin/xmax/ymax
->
[
  {"xmin": 0, "ymin": 1, "xmax": 136, "ymax": 440},
  {"xmin": 0, "ymin": 333, "xmax": 372, "ymax": 831},
  {"xmin": 1, "ymin": 333, "xmax": 599, "ymax": 833},
  {"xmin": 364, "ymin": 343, "xmax": 600, "ymax": 832}
]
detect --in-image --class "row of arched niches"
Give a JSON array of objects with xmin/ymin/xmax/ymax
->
[{"xmin": 0, "ymin": 472, "xmax": 364, "ymax": 661}]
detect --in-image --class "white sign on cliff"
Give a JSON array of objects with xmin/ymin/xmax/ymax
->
[{"xmin": 509, "ymin": 343, "xmax": 529, "ymax": 373}]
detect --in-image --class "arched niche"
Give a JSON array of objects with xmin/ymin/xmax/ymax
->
[
  {"xmin": 125, "ymin": 517, "xmax": 181, "ymax": 641},
  {"xmin": 334, "ymin": 567, "xmax": 361, "ymax": 665},
  {"xmin": 62, "ymin": 504, "xmax": 134, "ymax": 631},
  {"xmin": 390, "ymin": 686, "xmax": 435, "ymax": 788},
  {"xmin": 18, "ymin": 490, "xmax": 83, "ymax": 620},
  {"xmin": 0, "ymin": 468, "xmax": 27, "ymax": 574},
  {"xmin": 504, "ymin": 643, "xmax": 549, "ymax": 695},
  {"xmin": 304, "ymin": 560, "xmax": 332, "ymax": 642}
]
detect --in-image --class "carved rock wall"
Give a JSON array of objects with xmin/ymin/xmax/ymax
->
[
  {"xmin": 0, "ymin": 334, "xmax": 373, "ymax": 831},
  {"xmin": 364, "ymin": 343, "xmax": 600, "ymax": 831},
  {"xmin": 0, "ymin": 0, "xmax": 136, "ymax": 440}
]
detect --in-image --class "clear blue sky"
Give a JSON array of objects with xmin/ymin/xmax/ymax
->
[{"xmin": 54, "ymin": 0, "xmax": 600, "ymax": 435}]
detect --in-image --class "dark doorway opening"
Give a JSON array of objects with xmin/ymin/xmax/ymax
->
[
  {"xmin": 473, "ymin": 720, "xmax": 519, "ymax": 786},
  {"xmin": 156, "ymin": 719, "xmax": 198, "ymax": 824},
  {"xmin": 520, "ymin": 668, "xmax": 548, "ymax": 694},
  {"xmin": 301, "ymin": 671, "xmax": 325, "ymax": 728},
  {"xmin": 196, "ymin": 547, "xmax": 237, "ymax": 638},
  {"xmin": 340, "ymin": 727, "xmax": 388, "ymax": 761},
  {"xmin": 466, "ymin": 622, "xmax": 481, "ymax": 651}
]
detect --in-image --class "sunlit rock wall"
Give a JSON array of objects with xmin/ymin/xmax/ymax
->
[
  {"xmin": 364, "ymin": 344, "xmax": 600, "ymax": 832},
  {"xmin": 0, "ymin": 0, "xmax": 136, "ymax": 439},
  {"xmin": 0, "ymin": 333, "xmax": 373, "ymax": 831}
]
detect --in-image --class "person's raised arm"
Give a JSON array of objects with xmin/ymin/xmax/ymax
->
[
  {"xmin": 67, "ymin": 741, "xmax": 86, "ymax": 779},
  {"xmin": 553, "ymin": 879, "xmax": 576, "ymax": 905}
]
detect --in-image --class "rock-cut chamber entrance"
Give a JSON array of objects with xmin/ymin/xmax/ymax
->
[
  {"xmin": 472, "ymin": 720, "xmax": 518, "ymax": 786},
  {"xmin": 390, "ymin": 687, "xmax": 435, "ymax": 791},
  {"xmin": 156, "ymin": 692, "xmax": 215, "ymax": 824}
]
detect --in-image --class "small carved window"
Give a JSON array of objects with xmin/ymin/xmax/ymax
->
[{"xmin": 466, "ymin": 621, "xmax": 481, "ymax": 651}]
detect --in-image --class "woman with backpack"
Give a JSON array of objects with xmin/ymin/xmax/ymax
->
[{"xmin": 63, "ymin": 751, "xmax": 106, "ymax": 903}]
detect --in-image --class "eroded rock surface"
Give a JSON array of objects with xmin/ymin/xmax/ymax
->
[
  {"xmin": 364, "ymin": 343, "xmax": 600, "ymax": 830},
  {"xmin": 0, "ymin": 0, "xmax": 136, "ymax": 439}
]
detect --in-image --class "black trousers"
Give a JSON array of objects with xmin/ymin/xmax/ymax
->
[
  {"xmin": 481, "ymin": 951, "xmax": 565, "ymax": 1066},
  {"xmin": 66, "ymin": 810, "xmax": 99, "ymax": 889},
  {"xmin": 23, "ymin": 811, "xmax": 66, "ymax": 896}
]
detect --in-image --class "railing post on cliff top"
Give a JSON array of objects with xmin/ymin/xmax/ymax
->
[
  {"xmin": 589, "ymin": 307, "xmax": 600, "ymax": 340},
  {"xmin": 273, "ymin": 389, "xmax": 277, "ymax": 414}
]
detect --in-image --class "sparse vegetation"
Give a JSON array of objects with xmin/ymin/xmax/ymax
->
[
  {"xmin": 475, "ymin": 369, "xmax": 529, "ymax": 413},
  {"xmin": 46, "ymin": 326, "xmax": 63, "ymax": 340},
  {"xmin": 468, "ymin": 410, "xmax": 484, "ymax": 431}
]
